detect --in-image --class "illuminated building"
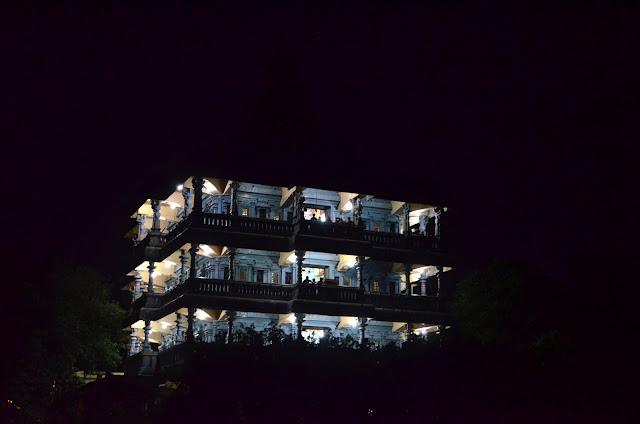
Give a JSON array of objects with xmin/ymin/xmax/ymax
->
[{"xmin": 122, "ymin": 176, "xmax": 454, "ymax": 375}]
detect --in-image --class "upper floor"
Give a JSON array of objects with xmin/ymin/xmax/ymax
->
[{"xmin": 125, "ymin": 176, "xmax": 451, "ymax": 270}]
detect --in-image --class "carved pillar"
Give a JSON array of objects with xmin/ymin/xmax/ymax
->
[
  {"xmin": 186, "ymin": 307, "xmax": 195, "ymax": 343},
  {"xmin": 356, "ymin": 256, "xmax": 365, "ymax": 290},
  {"xmin": 352, "ymin": 197, "xmax": 363, "ymax": 228},
  {"xmin": 182, "ymin": 187, "xmax": 192, "ymax": 217},
  {"xmin": 436, "ymin": 266, "xmax": 443, "ymax": 297},
  {"xmin": 403, "ymin": 202, "xmax": 411, "ymax": 235},
  {"xmin": 142, "ymin": 320, "xmax": 152, "ymax": 352},
  {"xmin": 192, "ymin": 176, "xmax": 203, "ymax": 215},
  {"xmin": 179, "ymin": 249, "xmax": 188, "ymax": 283},
  {"xmin": 295, "ymin": 250, "xmax": 305, "ymax": 285},
  {"xmin": 226, "ymin": 311, "xmax": 237, "ymax": 344},
  {"xmin": 230, "ymin": 181, "xmax": 239, "ymax": 216},
  {"xmin": 435, "ymin": 207, "xmax": 442, "ymax": 237},
  {"xmin": 189, "ymin": 244, "xmax": 198, "ymax": 280},
  {"xmin": 129, "ymin": 328, "xmax": 138, "ymax": 356},
  {"xmin": 175, "ymin": 313, "xmax": 185, "ymax": 343},
  {"xmin": 292, "ymin": 188, "xmax": 305, "ymax": 221},
  {"xmin": 295, "ymin": 313, "xmax": 305, "ymax": 341},
  {"xmin": 228, "ymin": 248, "xmax": 235, "ymax": 280},
  {"xmin": 358, "ymin": 317, "xmax": 368, "ymax": 347},
  {"xmin": 151, "ymin": 199, "xmax": 161, "ymax": 233},
  {"xmin": 134, "ymin": 271, "xmax": 144, "ymax": 297},
  {"xmin": 404, "ymin": 263, "xmax": 412, "ymax": 297},
  {"xmin": 147, "ymin": 262, "xmax": 156, "ymax": 294}
]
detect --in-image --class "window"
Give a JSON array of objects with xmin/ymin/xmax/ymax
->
[
  {"xmin": 373, "ymin": 281, "xmax": 380, "ymax": 292},
  {"xmin": 242, "ymin": 208, "xmax": 249, "ymax": 216},
  {"xmin": 373, "ymin": 222, "xmax": 381, "ymax": 232},
  {"xmin": 272, "ymin": 272, "xmax": 279, "ymax": 284},
  {"xmin": 389, "ymin": 222, "xmax": 397, "ymax": 233},
  {"xmin": 258, "ymin": 208, "xmax": 267, "ymax": 219},
  {"xmin": 239, "ymin": 268, "xmax": 247, "ymax": 281},
  {"xmin": 273, "ymin": 212, "xmax": 280, "ymax": 221},
  {"xmin": 256, "ymin": 270, "xmax": 264, "ymax": 283},
  {"xmin": 223, "ymin": 267, "xmax": 229, "ymax": 280},
  {"xmin": 224, "ymin": 204, "xmax": 230, "ymax": 214},
  {"xmin": 285, "ymin": 272, "xmax": 292, "ymax": 284},
  {"xmin": 344, "ymin": 278, "xmax": 351, "ymax": 287}
]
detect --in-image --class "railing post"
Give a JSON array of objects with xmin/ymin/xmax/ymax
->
[
  {"xmin": 189, "ymin": 244, "xmax": 198, "ymax": 279},
  {"xmin": 147, "ymin": 262, "xmax": 156, "ymax": 293}
]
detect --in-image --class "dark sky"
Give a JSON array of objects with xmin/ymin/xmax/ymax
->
[{"xmin": 1, "ymin": 3, "xmax": 637, "ymax": 280}]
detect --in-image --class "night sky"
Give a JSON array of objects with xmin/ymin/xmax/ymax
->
[{"xmin": 1, "ymin": 3, "xmax": 637, "ymax": 282}]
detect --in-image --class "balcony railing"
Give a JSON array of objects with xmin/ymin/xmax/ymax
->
[
  {"xmin": 364, "ymin": 292, "xmax": 443, "ymax": 311},
  {"xmin": 294, "ymin": 284, "xmax": 364, "ymax": 303}
]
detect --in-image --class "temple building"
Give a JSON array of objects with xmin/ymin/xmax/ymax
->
[{"xmin": 122, "ymin": 176, "xmax": 455, "ymax": 375}]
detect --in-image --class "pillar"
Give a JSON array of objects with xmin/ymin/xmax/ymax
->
[
  {"xmin": 136, "ymin": 214, "xmax": 146, "ymax": 241},
  {"xmin": 355, "ymin": 256, "xmax": 365, "ymax": 290},
  {"xmin": 186, "ymin": 307, "xmax": 195, "ymax": 343},
  {"xmin": 295, "ymin": 250, "xmax": 305, "ymax": 284},
  {"xmin": 295, "ymin": 313, "xmax": 305, "ymax": 341},
  {"xmin": 420, "ymin": 276, "xmax": 427, "ymax": 296},
  {"xmin": 151, "ymin": 199, "xmax": 161, "ymax": 233},
  {"xmin": 436, "ymin": 266, "xmax": 443, "ymax": 297},
  {"xmin": 403, "ymin": 202, "xmax": 411, "ymax": 235},
  {"xmin": 129, "ymin": 328, "xmax": 138, "ymax": 356},
  {"xmin": 226, "ymin": 311, "xmax": 237, "ymax": 344},
  {"xmin": 142, "ymin": 320, "xmax": 151, "ymax": 352},
  {"xmin": 189, "ymin": 244, "xmax": 198, "ymax": 279},
  {"xmin": 179, "ymin": 249, "xmax": 188, "ymax": 283},
  {"xmin": 175, "ymin": 313, "xmax": 185, "ymax": 343},
  {"xmin": 404, "ymin": 263, "xmax": 412, "ymax": 297},
  {"xmin": 358, "ymin": 317, "xmax": 368, "ymax": 347},
  {"xmin": 228, "ymin": 248, "xmax": 235, "ymax": 280},
  {"xmin": 192, "ymin": 176, "xmax": 203, "ymax": 215},
  {"xmin": 292, "ymin": 188, "xmax": 305, "ymax": 221},
  {"xmin": 230, "ymin": 181, "xmax": 239, "ymax": 216},
  {"xmin": 435, "ymin": 207, "xmax": 442, "ymax": 237},
  {"xmin": 134, "ymin": 271, "xmax": 144, "ymax": 297},
  {"xmin": 147, "ymin": 262, "xmax": 156, "ymax": 293},
  {"xmin": 353, "ymin": 197, "xmax": 363, "ymax": 227},
  {"xmin": 405, "ymin": 322, "xmax": 413, "ymax": 341},
  {"xmin": 182, "ymin": 187, "xmax": 192, "ymax": 217}
]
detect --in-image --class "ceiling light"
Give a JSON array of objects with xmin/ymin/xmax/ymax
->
[
  {"xmin": 177, "ymin": 184, "xmax": 183, "ymax": 191},
  {"xmin": 287, "ymin": 314, "xmax": 296, "ymax": 323},
  {"xmin": 343, "ymin": 201, "xmax": 353, "ymax": 212}
]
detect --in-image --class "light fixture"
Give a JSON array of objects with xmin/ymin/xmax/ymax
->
[
  {"xmin": 161, "ymin": 322, "xmax": 170, "ymax": 329},
  {"xmin": 287, "ymin": 314, "xmax": 296, "ymax": 323},
  {"xmin": 320, "ymin": 213, "xmax": 326, "ymax": 222},
  {"xmin": 350, "ymin": 318, "xmax": 359, "ymax": 327},
  {"xmin": 343, "ymin": 201, "xmax": 353, "ymax": 212},
  {"xmin": 177, "ymin": 184, "xmax": 183, "ymax": 191},
  {"xmin": 203, "ymin": 180, "xmax": 217, "ymax": 193},
  {"xmin": 287, "ymin": 253, "xmax": 296, "ymax": 263},
  {"xmin": 195, "ymin": 309, "xmax": 210, "ymax": 320},
  {"xmin": 347, "ymin": 258, "xmax": 357, "ymax": 268},
  {"xmin": 163, "ymin": 260, "xmax": 176, "ymax": 267},
  {"xmin": 199, "ymin": 244, "xmax": 215, "ymax": 256}
]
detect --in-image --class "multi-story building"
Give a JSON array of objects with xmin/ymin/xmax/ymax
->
[{"xmin": 122, "ymin": 176, "xmax": 454, "ymax": 375}]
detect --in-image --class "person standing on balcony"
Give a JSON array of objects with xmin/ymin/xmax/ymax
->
[{"xmin": 303, "ymin": 276, "xmax": 310, "ymax": 285}]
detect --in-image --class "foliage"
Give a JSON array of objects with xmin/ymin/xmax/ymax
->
[{"xmin": 4, "ymin": 265, "xmax": 126, "ymax": 421}]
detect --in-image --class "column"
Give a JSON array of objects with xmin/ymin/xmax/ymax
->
[
  {"xmin": 151, "ymin": 199, "xmax": 161, "ymax": 233},
  {"xmin": 179, "ymin": 249, "xmax": 188, "ymax": 282},
  {"xmin": 228, "ymin": 248, "xmax": 235, "ymax": 280},
  {"xmin": 134, "ymin": 271, "xmax": 144, "ymax": 297},
  {"xmin": 355, "ymin": 256, "xmax": 365, "ymax": 290},
  {"xmin": 420, "ymin": 275, "xmax": 427, "ymax": 296},
  {"xmin": 175, "ymin": 313, "xmax": 185, "ymax": 343},
  {"xmin": 186, "ymin": 307, "xmax": 195, "ymax": 343},
  {"xmin": 192, "ymin": 176, "xmax": 203, "ymax": 215},
  {"xmin": 226, "ymin": 311, "xmax": 237, "ymax": 344},
  {"xmin": 230, "ymin": 181, "xmax": 239, "ymax": 216},
  {"xmin": 405, "ymin": 322, "xmax": 413, "ymax": 341},
  {"xmin": 182, "ymin": 187, "xmax": 192, "ymax": 217},
  {"xmin": 136, "ymin": 214, "xmax": 146, "ymax": 241},
  {"xmin": 294, "ymin": 313, "xmax": 305, "ymax": 341},
  {"xmin": 436, "ymin": 266, "xmax": 443, "ymax": 297},
  {"xmin": 129, "ymin": 328, "xmax": 139, "ymax": 356},
  {"xmin": 358, "ymin": 317, "xmax": 368, "ymax": 347},
  {"xmin": 404, "ymin": 263, "xmax": 412, "ymax": 297},
  {"xmin": 435, "ymin": 207, "xmax": 442, "ymax": 237},
  {"xmin": 189, "ymin": 244, "xmax": 198, "ymax": 279},
  {"xmin": 147, "ymin": 262, "xmax": 156, "ymax": 293},
  {"xmin": 142, "ymin": 320, "xmax": 152, "ymax": 352},
  {"xmin": 295, "ymin": 250, "xmax": 305, "ymax": 284},
  {"xmin": 352, "ymin": 197, "xmax": 362, "ymax": 227},
  {"xmin": 403, "ymin": 202, "xmax": 411, "ymax": 235},
  {"xmin": 292, "ymin": 188, "xmax": 305, "ymax": 221}
]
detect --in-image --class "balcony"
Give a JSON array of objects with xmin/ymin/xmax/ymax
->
[
  {"xmin": 137, "ymin": 212, "xmax": 446, "ymax": 266},
  {"xmin": 127, "ymin": 278, "xmax": 451, "ymax": 325}
]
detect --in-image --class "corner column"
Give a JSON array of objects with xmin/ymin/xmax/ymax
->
[
  {"xmin": 230, "ymin": 181, "xmax": 239, "ymax": 216},
  {"xmin": 403, "ymin": 202, "xmax": 411, "ymax": 235},
  {"xmin": 186, "ymin": 307, "xmax": 195, "ymax": 343},
  {"xmin": 192, "ymin": 176, "xmax": 204, "ymax": 215},
  {"xmin": 147, "ymin": 262, "xmax": 156, "ymax": 293}
]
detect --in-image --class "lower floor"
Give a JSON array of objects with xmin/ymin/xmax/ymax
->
[{"xmin": 127, "ymin": 310, "xmax": 447, "ymax": 358}]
